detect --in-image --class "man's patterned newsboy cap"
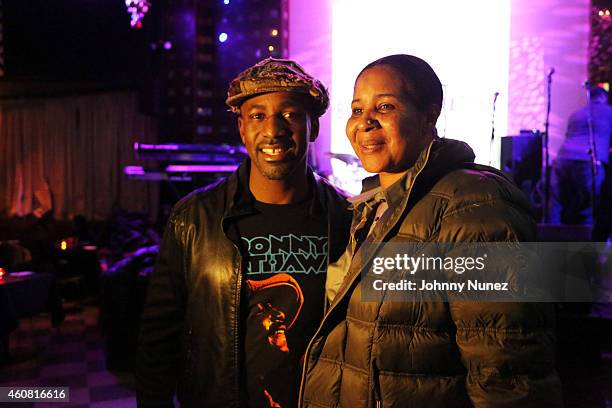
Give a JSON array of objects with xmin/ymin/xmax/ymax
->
[{"xmin": 226, "ymin": 58, "xmax": 329, "ymax": 117}]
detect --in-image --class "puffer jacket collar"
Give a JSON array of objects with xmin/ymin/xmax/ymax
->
[
  {"xmin": 346, "ymin": 138, "xmax": 476, "ymax": 288},
  {"xmin": 356, "ymin": 137, "xmax": 476, "ymax": 202},
  {"xmin": 346, "ymin": 138, "xmax": 476, "ymax": 242}
]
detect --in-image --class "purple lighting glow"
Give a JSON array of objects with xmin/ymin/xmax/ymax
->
[
  {"xmin": 135, "ymin": 143, "xmax": 180, "ymax": 151},
  {"xmin": 165, "ymin": 164, "xmax": 238, "ymax": 173},
  {"xmin": 124, "ymin": 166, "xmax": 145, "ymax": 175},
  {"xmin": 219, "ymin": 33, "xmax": 228, "ymax": 43}
]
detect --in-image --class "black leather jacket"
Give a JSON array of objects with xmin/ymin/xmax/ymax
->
[{"xmin": 137, "ymin": 161, "xmax": 351, "ymax": 408}]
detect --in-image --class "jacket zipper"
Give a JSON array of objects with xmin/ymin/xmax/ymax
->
[
  {"xmin": 224, "ymin": 212, "xmax": 243, "ymax": 407},
  {"xmin": 233, "ymin": 254, "xmax": 242, "ymax": 406},
  {"xmin": 223, "ymin": 211, "xmax": 244, "ymax": 407},
  {"xmin": 297, "ymin": 142, "xmax": 434, "ymax": 407}
]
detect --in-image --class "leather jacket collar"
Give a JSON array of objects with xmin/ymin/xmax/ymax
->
[{"xmin": 224, "ymin": 159, "xmax": 334, "ymax": 221}]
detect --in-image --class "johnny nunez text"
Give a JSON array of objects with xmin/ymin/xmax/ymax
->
[{"xmin": 372, "ymin": 279, "xmax": 509, "ymax": 292}]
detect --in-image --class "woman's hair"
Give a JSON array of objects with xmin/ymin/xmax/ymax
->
[{"xmin": 358, "ymin": 54, "xmax": 443, "ymax": 112}]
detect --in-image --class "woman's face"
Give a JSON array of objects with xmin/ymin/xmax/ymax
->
[{"xmin": 346, "ymin": 65, "xmax": 437, "ymax": 184}]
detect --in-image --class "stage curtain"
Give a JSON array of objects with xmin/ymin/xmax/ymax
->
[{"xmin": 0, "ymin": 91, "xmax": 159, "ymax": 221}]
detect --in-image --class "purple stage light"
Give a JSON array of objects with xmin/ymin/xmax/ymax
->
[
  {"xmin": 165, "ymin": 164, "xmax": 238, "ymax": 173},
  {"xmin": 124, "ymin": 166, "xmax": 145, "ymax": 175},
  {"xmin": 136, "ymin": 143, "xmax": 179, "ymax": 151},
  {"xmin": 219, "ymin": 33, "xmax": 228, "ymax": 43}
]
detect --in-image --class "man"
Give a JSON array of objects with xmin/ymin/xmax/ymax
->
[
  {"xmin": 137, "ymin": 58, "xmax": 351, "ymax": 408},
  {"xmin": 553, "ymin": 85, "xmax": 612, "ymax": 226},
  {"xmin": 300, "ymin": 54, "xmax": 562, "ymax": 407}
]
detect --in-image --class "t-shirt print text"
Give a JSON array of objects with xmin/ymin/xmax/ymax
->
[{"xmin": 242, "ymin": 234, "xmax": 328, "ymax": 274}]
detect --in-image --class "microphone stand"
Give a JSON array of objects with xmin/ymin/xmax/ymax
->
[
  {"xmin": 543, "ymin": 68, "xmax": 554, "ymax": 223},
  {"xmin": 489, "ymin": 92, "xmax": 499, "ymax": 167},
  {"xmin": 585, "ymin": 83, "xmax": 598, "ymax": 221}
]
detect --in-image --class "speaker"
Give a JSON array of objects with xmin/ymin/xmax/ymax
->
[{"xmin": 500, "ymin": 133, "xmax": 542, "ymax": 204}]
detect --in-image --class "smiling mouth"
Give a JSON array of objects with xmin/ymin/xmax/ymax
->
[
  {"xmin": 261, "ymin": 147, "xmax": 288, "ymax": 155},
  {"xmin": 259, "ymin": 144, "xmax": 292, "ymax": 160},
  {"xmin": 358, "ymin": 140, "xmax": 385, "ymax": 153},
  {"xmin": 268, "ymin": 324, "xmax": 289, "ymax": 352}
]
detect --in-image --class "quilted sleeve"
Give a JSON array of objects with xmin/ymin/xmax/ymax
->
[{"xmin": 439, "ymin": 173, "xmax": 563, "ymax": 407}]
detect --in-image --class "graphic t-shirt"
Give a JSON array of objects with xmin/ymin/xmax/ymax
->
[{"xmin": 236, "ymin": 197, "xmax": 327, "ymax": 408}]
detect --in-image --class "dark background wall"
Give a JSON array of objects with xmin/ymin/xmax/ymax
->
[
  {"xmin": 2, "ymin": 0, "xmax": 156, "ymax": 83},
  {"xmin": 1, "ymin": 0, "xmax": 287, "ymax": 145}
]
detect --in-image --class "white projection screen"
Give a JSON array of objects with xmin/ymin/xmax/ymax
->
[{"xmin": 331, "ymin": 0, "xmax": 511, "ymax": 168}]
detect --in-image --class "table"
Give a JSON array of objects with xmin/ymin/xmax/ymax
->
[{"xmin": 0, "ymin": 272, "xmax": 63, "ymax": 360}]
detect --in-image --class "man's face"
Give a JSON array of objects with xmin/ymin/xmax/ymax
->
[
  {"xmin": 255, "ymin": 302, "xmax": 289, "ymax": 353},
  {"xmin": 238, "ymin": 92, "xmax": 318, "ymax": 180},
  {"xmin": 346, "ymin": 65, "xmax": 438, "ymax": 175}
]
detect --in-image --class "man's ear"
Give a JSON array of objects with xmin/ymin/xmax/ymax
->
[
  {"xmin": 237, "ymin": 115, "xmax": 246, "ymax": 144},
  {"xmin": 309, "ymin": 117, "xmax": 320, "ymax": 143}
]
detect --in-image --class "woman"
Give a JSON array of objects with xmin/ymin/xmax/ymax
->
[{"xmin": 299, "ymin": 55, "xmax": 562, "ymax": 407}]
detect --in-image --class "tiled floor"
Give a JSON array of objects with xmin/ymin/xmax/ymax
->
[
  {"xmin": 1, "ymin": 304, "xmax": 611, "ymax": 407},
  {"xmin": 0, "ymin": 306, "xmax": 137, "ymax": 408}
]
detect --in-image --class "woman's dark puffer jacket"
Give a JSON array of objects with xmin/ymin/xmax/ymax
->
[{"xmin": 299, "ymin": 138, "xmax": 563, "ymax": 408}]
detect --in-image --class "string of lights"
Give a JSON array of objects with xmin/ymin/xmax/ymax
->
[
  {"xmin": 125, "ymin": 0, "xmax": 151, "ymax": 29},
  {"xmin": 590, "ymin": 5, "xmax": 612, "ymax": 83}
]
